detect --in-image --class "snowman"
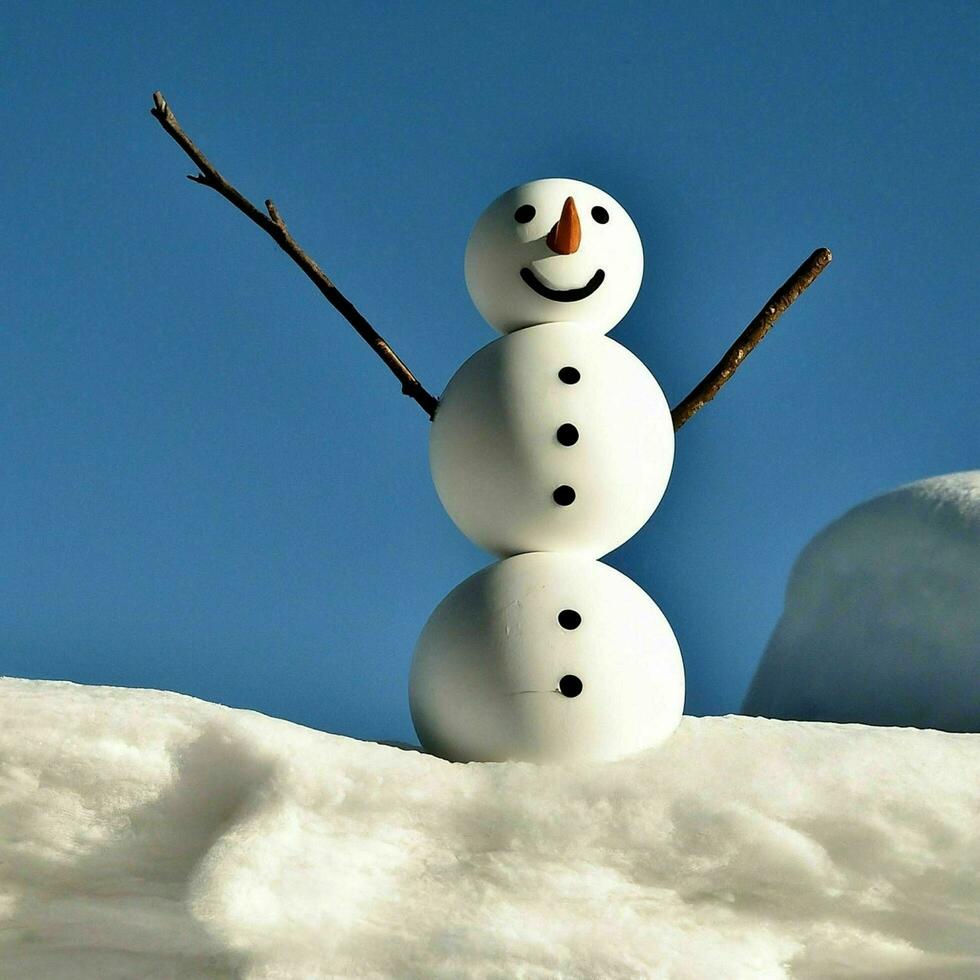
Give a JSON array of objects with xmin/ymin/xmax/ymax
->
[
  {"xmin": 152, "ymin": 96, "xmax": 829, "ymax": 764},
  {"xmin": 410, "ymin": 178, "xmax": 685, "ymax": 764}
]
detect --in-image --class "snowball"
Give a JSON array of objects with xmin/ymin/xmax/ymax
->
[
  {"xmin": 430, "ymin": 321, "xmax": 674, "ymax": 558},
  {"xmin": 464, "ymin": 178, "xmax": 644, "ymax": 335},
  {"xmin": 743, "ymin": 471, "xmax": 980, "ymax": 732},
  {"xmin": 409, "ymin": 553, "xmax": 684, "ymax": 763}
]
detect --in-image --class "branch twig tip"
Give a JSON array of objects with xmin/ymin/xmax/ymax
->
[{"xmin": 265, "ymin": 199, "xmax": 285, "ymax": 228}]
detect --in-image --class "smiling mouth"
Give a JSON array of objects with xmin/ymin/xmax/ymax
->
[{"xmin": 520, "ymin": 267, "xmax": 605, "ymax": 302}]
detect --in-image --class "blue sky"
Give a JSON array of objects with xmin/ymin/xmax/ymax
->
[{"xmin": 2, "ymin": 1, "xmax": 977, "ymax": 744}]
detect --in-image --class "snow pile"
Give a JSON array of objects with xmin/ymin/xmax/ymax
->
[
  {"xmin": 744, "ymin": 472, "xmax": 980, "ymax": 732},
  {"xmin": 2, "ymin": 679, "xmax": 978, "ymax": 978}
]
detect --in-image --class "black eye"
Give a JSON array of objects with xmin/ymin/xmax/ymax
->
[
  {"xmin": 514, "ymin": 205, "xmax": 536, "ymax": 223},
  {"xmin": 591, "ymin": 206, "xmax": 609, "ymax": 224}
]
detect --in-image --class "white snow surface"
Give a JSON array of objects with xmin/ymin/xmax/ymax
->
[
  {"xmin": 1, "ymin": 678, "xmax": 978, "ymax": 980},
  {"xmin": 744, "ymin": 472, "xmax": 980, "ymax": 732}
]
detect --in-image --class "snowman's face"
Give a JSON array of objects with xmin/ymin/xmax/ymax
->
[{"xmin": 465, "ymin": 178, "xmax": 644, "ymax": 335}]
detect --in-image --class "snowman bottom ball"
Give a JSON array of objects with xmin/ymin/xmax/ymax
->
[{"xmin": 409, "ymin": 553, "xmax": 684, "ymax": 764}]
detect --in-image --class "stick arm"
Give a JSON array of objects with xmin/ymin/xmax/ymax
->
[
  {"xmin": 670, "ymin": 248, "xmax": 832, "ymax": 430},
  {"xmin": 149, "ymin": 92, "xmax": 439, "ymax": 419}
]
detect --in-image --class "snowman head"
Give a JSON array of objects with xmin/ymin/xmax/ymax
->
[{"xmin": 465, "ymin": 178, "xmax": 644, "ymax": 335}]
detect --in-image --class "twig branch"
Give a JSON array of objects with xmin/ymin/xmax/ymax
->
[
  {"xmin": 149, "ymin": 91, "xmax": 439, "ymax": 420},
  {"xmin": 670, "ymin": 247, "xmax": 832, "ymax": 430},
  {"xmin": 150, "ymin": 92, "xmax": 831, "ymax": 431}
]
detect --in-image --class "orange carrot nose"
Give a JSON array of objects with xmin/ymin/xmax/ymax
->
[{"xmin": 546, "ymin": 196, "xmax": 581, "ymax": 255}]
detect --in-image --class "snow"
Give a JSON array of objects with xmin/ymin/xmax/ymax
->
[
  {"xmin": 2, "ymin": 678, "xmax": 978, "ymax": 978},
  {"xmin": 744, "ymin": 472, "xmax": 980, "ymax": 732}
]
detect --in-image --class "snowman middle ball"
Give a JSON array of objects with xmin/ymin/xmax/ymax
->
[
  {"xmin": 430, "ymin": 321, "xmax": 674, "ymax": 558},
  {"xmin": 409, "ymin": 552, "xmax": 685, "ymax": 764}
]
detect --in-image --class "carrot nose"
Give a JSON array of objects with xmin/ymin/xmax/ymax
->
[{"xmin": 546, "ymin": 197, "xmax": 581, "ymax": 255}]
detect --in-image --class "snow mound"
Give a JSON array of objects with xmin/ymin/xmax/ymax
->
[
  {"xmin": 744, "ymin": 472, "xmax": 980, "ymax": 732},
  {"xmin": 2, "ymin": 679, "xmax": 978, "ymax": 979}
]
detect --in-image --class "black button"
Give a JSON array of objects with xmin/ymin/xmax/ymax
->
[
  {"xmin": 556, "ymin": 423, "xmax": 579, "ymax": 446},
  {"xmin": 559, "ymin": 674, "xmax": 583, "ymax": 698},
  {"xmin": 558, "ymin": 609, "xmax": 582, "ymax": 630},
  {"xmin": 553, "ymin": 485, "xmax": 576, "ymax": 506},
  {"xmin": 558, "ymin": 367, "xmax": 580, "ymax": 385}
]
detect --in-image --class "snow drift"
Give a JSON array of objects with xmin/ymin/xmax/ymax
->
[
  {"xmin": 2, "ymin": 678, "xmax": 978, "ymax": 979},
  {"xmin": 744, "ymin": 472, "xmax": 980, "ymax": 732}
]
